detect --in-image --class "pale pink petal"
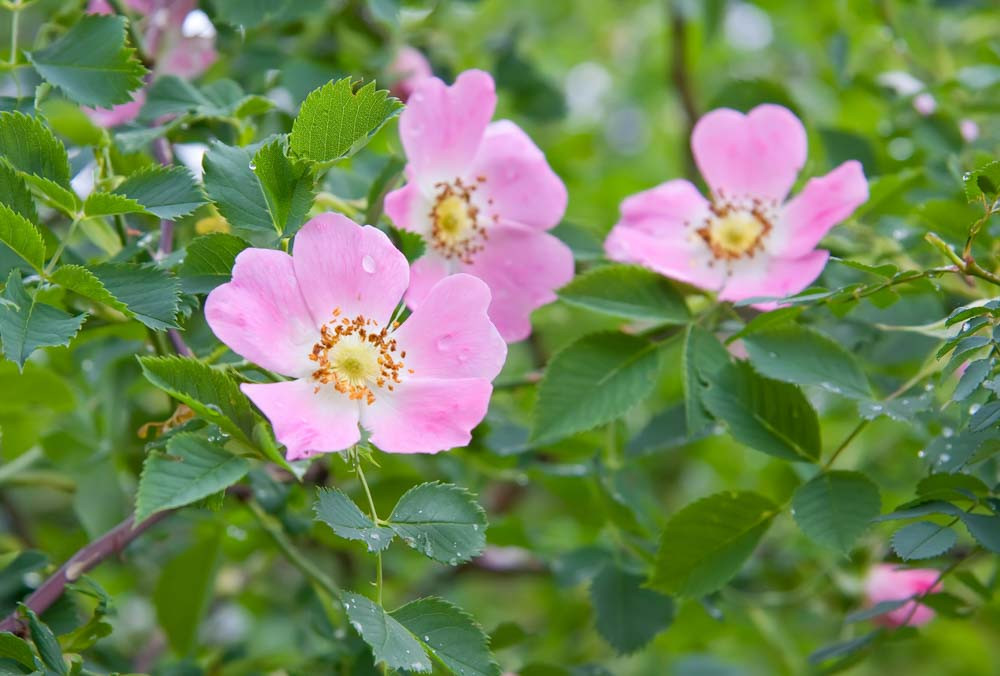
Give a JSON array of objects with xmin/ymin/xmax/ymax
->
[
  {"xmin": 403, "ymin": 253, "xmax": 450, "ymax": 312},
  {"xmin": 292, "ymin": 213, "xmax": 409, "ymax": 327},
  {"xmin": 160, "ymin": 36, "xmax": 217, "ymax": 79},
  {"xmin": 691, "ymin": 104, "xmax": 807, "ymax": 203},
  {"xmin": 772, "ymin": 161, "xmax": 868, "ymax": 258},
  {"xmin": 615, "ymin": 179, "xmax": 711, "ymax": 237},
  {"xmin": 242, "ymin": 380, "xmax": 360, "ymax": 460},
  {"xmin": 384, "ymin": 177, "xmax": 428, "ymax": 234},
  {"xmin": 865, "ymin": 564, "xmax": 940, "ymax": 627},
  {"xmin": 388, "ymin": 46, "xmax": 433, "ymax": 102},
  {"xmin": 463, "ymin": 222, "xmax": 575, "ymax": 342},
  {"xmin": 605, "ymin": 226, "xmax": 723, "ymax": 291},
  {"xmin": 400, "ymin": 70, "xmax": 496, "ymax": 189},
  {"xmin": 394, "ymin": 274, "xmax": 506, "ymax": 381},
  {"xmin": 362, "ymin": 378, "xmax": 492, "ymax": 454},
  {"xmin": 467, "ymin": 120, "xmax": 567, "ymax": 230},
  {"xmin": 719, "ymin": 250, "xmax": 830, "ymax": 304},
  {"xmin": 85, "ymin": 89, "xmax": 146, "ymax": 128},
  {"xmin": 205, "ymin": 249, "xmax": 319, "ymax": 377}
]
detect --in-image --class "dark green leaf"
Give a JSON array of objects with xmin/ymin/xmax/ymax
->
[
  {"xmin": 387, "ymin": 482, "xmax": 487, "ymax": 565},
  {"xmin": 963, "ymin": 161, "xmax": 1000, "ymax": 202},
  {"xmin": 0, "ymin": 270, "xmax": 86, "ymax": 368},
  {"xmin": 791, "ymin": 471, "xmax": 880, "ymax": 552},
  {"xmin": 0, "ymin": 112, "xmax": 71, "ymax": 187},
  {"xmin": 891, "ymin": 521, "xmax": 957, "ymax": 560},
  {"xmin": 114, "ymin": 165, "xmax": 206, "ymax": 220},
  {"xmin": 682, "ymin": 325, "xmax": 731, "ymax": 436},
  {"xmin": 0, "ymin": 162, "xmax": 38, "ymax": 222},
  {"xmin": 558, "ymin": 264, "xmax": 689, "ymax": 323},
  {"xmin": 589, "ymin": 563, "xmax": 674, "ymax": 654},
  {"xmin": 343, "ymin": 592, "xmax": 432, "ymax": 673},
  {"xmin": 202, "ymin": 142, "xmax": 275, "ymax": 241},
  {"xmin": 89, "ymin": 263, "xmax": 181, "ymax": 330},
  {"xmin": 20, "ymin": 604, "xmax": 65, "ymax": 674},
  {"xmin": 314, "ymin": 487, "xmax": 394, "ymax": 553},
  {"xmin": 960, "ymin": 513, "xmax": 1000, "ymax": 553},
  {"xmin": 392, "ymin": 597, "xmax": 501, "ymax": 676},
  {"xmin": 953, "ymin": 358, "xmax": 992, "ymax": 401},
  {"xmin": 178, "ymin": 233, "xmax": 250, "ymax": 294},
  {"xmin": 83, "ymin": 191, "xmax": 147, "ymax": 218},
  {"xmin": 0, "ymin": 632, "xmax": 38, "ymax": 673},
  {"xmin": 253, "ymin": 138, "xmax": 316, "ymax": 236}
]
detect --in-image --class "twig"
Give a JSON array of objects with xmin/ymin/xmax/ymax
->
[
  {"xmin": 0, "ymin": 511, "xmax": 172, "ymax": 635},
  {"xmin": 668, "ymin": 1, "xmax": 698, "ymax": 178}
]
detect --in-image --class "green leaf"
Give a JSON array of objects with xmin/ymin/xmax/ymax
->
[
  {"xmin": 702, "ymin": 361, "xmax": 821, "ymax": 462},
  {"xmin": 742, "ymin": 325, "xmax": 872, "ymax": 399},
  {"xmin": 960, "ymin": 513, "xmax": 1000, "ymax": 553},
  {"xmin": 387, "ymin": 482, "xmax": 487, "ymax": 565},
  {"xmin": 140, "ymin": 76, "xmax": 271, "ymax": 122},
  {"xmin": 589, "ymin": 563, "xmax": 674, "ymax": 655},
  {"xmin": 89, "ymin": 263, "xmax": 181, "ymax": 330},
  {"xmin": 387, "ymin": 226, "xmax": 426, "ymax": 263},
  {"xmin": 113, "ymin": 165, "xmax": 206, "ymax": 220},
  {"xmin": 916, "ymin": 473, "xmax": 989, "ymax": 502},
  {"xmin": 650, "ymin": 491, "xmax": 777, "ymax": 597},
  {"xmin": 153, "ymin": 528, "xmax": 222, "ymax": 654},
  {"xmin": 22, "ymin": 174, "xmax": 80, "ymax": 216},
  {"xmin": 891, "ymin": 521, "xmax": 957, "ymax": 560},
  {"xmin": 343, "ymin": 592, "xmax": 432, "ymax": 673},
  {"xmin": 532, "ymin": 332, "xmax": 663, "ymax": 444},
  {"xmin": 178, "ymin": 233, "xmax": 250, "ymax": 294},
  {"xmin": 963, "ymin": 161, "xmax": 1000, "ymax": 202},
  {"xmin": 83, "ymin": 191, "xmax": 147, "ymax": 218},
  {"xmin": 27, "ymin": 15, "xmax": 147, "ymax": 108},
  {"xmin": 202, "ymin": 142, "xmax": 275, "ymax": 241},
  {"xmin": 0, "ymin": 203, "xmax": 44, "ymax": 273},
  {"xmin": 314, "ymin": 487, "xmax": 394, "ymax": 553},
  {"xmin": 135, "ymin": 433, "xmax": 250, "ymax": 523},
  {"xmin": 0, "ymin": 632, "xmax": 38, "ymax": 673},
  {"xmin": 50, "ymin": 264, "xmax": 130, "ymax": 316},
  {"xmin": 0, "ymin": 270, "xmax": 86, "ymax": 368},
  {"xmin": 791, "ymin": 471, "xmax": 881, "ymax": 553},
  {"xmin": 391, "ymin": 597, "xmax": 501, "ymax": 676},
  {"xmin": 0, "ymin": 112, "xmax": 71, "ymax": 187},
  {"xmin": 558, "ymin": 264, "xmax": 689, "ymax": 323},
  {"xmin": 253, "ymin": 138, "xmax": 316, "ymax": 236},
  {"xmin": 953, "ymin": 358, "xmax": 992, "ymax": 401},
  {"xmin": 0, "ymin": 162, "xmax": 38, "ymax": 222},
  {"xmin": 137, "ymin": 355, "xmax": 260, "ymax": 444},
  {"xmin": 289, "ymin": 78, "xmax": 403, "ymax": 164},
  {"xmin": 20, "ymin": 605, "xmax": 65, "ymax": 674},
  {"xmin": 682, "ymin": 324, "xmax": 731, "ymax": 436}
]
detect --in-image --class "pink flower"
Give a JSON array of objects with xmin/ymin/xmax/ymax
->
[
  {"xmin": 85, "ymin": 0, "xmax": 217, "ymax": 127},
  {"xmin": 387, "ymin": 46, "xmax": 433, "ymax": 102},
  {"xmin": 605, "ymin": 104, "xmax": 868, "ymax": 306},
  {"xmin": 960, "ymin": 119, "xmax": 980, "ymax": 143},
  {"xmin": 865, "ymin": 564, "xmax": 941, "ymax": 627},
  {"xmin": 913, "ymin": 93, "xmax": 937, "ymax": 116},
  {"xmin": 204, "ymin": 213, "xmax": 507, "ymax": 459},
  {"xmin": 384, "ymin": 70, "xmax": 574, "ymax": 342}
]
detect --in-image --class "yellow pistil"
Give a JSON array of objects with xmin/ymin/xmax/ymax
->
[
  {"xmin": 428, "ymin": 177, "xmax": 491, "ymax": 263},
  {"xmin": 697, "ymin": 203, "xmax": 772, "ymax": 261}
]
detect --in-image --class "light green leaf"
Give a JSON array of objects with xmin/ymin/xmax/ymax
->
[
  {"xmin": 791, "ymin": 471, "xmax": 880, "ymax": 552},
  {"xmin": 532, "ymin": 332, "xmax": 663, "ymax": 444},
  {"xmin": 743, "ymin": 325, "xmax": 872, "ymax": 399},
  {"xmin": 178, "ymin": 233, "xmax": 250, "ymax": 294},
  {"xmin": 20, "ymin": 605, "xmax": 65, "ymax": 675},
  {"xmin": 387, "ymin": 482, "xmax": 487, "ymax": 565},
  {"xmin": 651, "ymin": 491, "xmax": 777, "ymax": 597},
  {"xmin": 0, "ymin": 270, "xmax": 86, "ymax": 368},
  {"xmin": 153, "ymin": 528, "xmax": 221, "ymax": 654},
  {"xmin": 135, "ymin": 433, "xmax": 250, "ymax": 523},
  {"xmin": 0, "ymin": 203, "xmax": 44, "ymax": 272},
  {"xmin": 391, "ymin": 597, "xmax": 501, "ymax": 676},
  {"xmin": 0, "ymin": 631, "xmax": 39, "ymax": 673},
  {"xmin": 558, "ymin": 264, "xmax": 689, "ymax": 323},
  {"xmin": 50, "ymin": 264, "xmax": 130, "ymax": 316},
  {"xmin": 289, "ymin": 78, "xmax": 403, "ymax": 163},
  {"xmin": 314, "ymin": 487, "xmax": 394, "ymax": 553},
  {"xmin": 83, "ymin": 191, "xmax": 147, "ymax": 218},
  {"xmin": 891, "ymin": 521, "xmax": 957, "ymax": 560},
  {"xmin": 343, "ymin": 592, "xmax": 432, "ymax": 673},
  {"xmin": 702, "ymin": 361, "xmax": 821, "ymax": 462},
  {"xmin": 0, "ymin": 112, "xmax": 71, "ymax": 187},
  {"xmin": 682, "ymin": 324, "xmax": 731, "ymax": 436},
  {"xmin": 27, "ymin": 15, "xmax": 147, "ymax": 108},
  {"xmin": 202, "ymin": 142, "xmax": 275, "ymax": 241},
  {"xmin": 22, "ymin": 174, "xmax": 80, "ymax": 216},
  {"xmin": 963, "ymin": 160, "xmax": 1000, "ymax": 203},
  {"xmin": 253, "ymin": 138, "xmax": 316, "ymax": 235},
  {"xmin": 90, "ymin": 263, "xmax": 180, "ymax": 330},
  {"xmin": 0, "ymin": 162, "xmax": 38, "ymax": 222},
  {"xmin": 137, "ymin": 355, "xmax": 260, "ymax": 444},
  {"xmin": 589, "ymin": 563, "xmax": 674, "ymax": 655},
  {"xmin": 113, "ymin": 165, "xmax": 206, "ymax": 220}
]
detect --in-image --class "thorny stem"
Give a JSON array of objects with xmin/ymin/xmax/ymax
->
[{"xmin": 352, "ymin": 446, "xmax": 383, "ymax": 607}]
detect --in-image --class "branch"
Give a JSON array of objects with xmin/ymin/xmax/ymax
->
[
  {"xmin": 668, "ymin": 1, "xmax": 698, "ymax": 178},
  {"xmin": 0, "ymin": 510, "xmax": 173, "ymax": 634}
]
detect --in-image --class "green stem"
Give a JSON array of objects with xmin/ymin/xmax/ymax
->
[
  {"xmin": 44, "ymin": 217, "xmax": 81, "ymax": 276},
  {"xmin": 352, "ymin": 447, "xmax": 383, "ymax": 607},
  {"xmin": 9, "ymin": 0, "xmax": 20, "ymax": 98}
]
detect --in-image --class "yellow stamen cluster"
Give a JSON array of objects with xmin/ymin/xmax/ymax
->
[
  {"xmin": 308, "ymin": 308, "xmax": 408, "ymax": 405},
  {"xmin": 428, "ymin": 177, "xmax": 492, "ymax": 263},
  {"xmin": 696, "ymin": 198, "xmax": 773, "ymax": 261}
]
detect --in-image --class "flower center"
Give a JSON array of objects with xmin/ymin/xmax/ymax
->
[
  {"xmin": 697, "ymin": 203, "xmax": 772, "ymax": 260},
  {"xmin": 308, "ymin": 310, "xmax": 410, "ymax": 405},
  {"xmin": 429, "ymin": 178, "xmax": 489, "ymax": 263}
]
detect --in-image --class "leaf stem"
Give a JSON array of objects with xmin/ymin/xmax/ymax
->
[
  {"xmin": 352, "ymin": 446, "xmax": 383, "ymax": 607},
  {"xmin": 44, "ymin": 217, "xmax": 81, "ymax": 275}
]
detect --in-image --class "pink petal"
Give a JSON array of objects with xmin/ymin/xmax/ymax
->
[
  {"xmin": 771, "ymin": 161, "xmax": 868, "ymax": 258},
  {"xmin": 291, "ymin": 213, "xmax": 409, "ymax": 327},
  {"xmin": 383, "ymin": 177, "xmax": 427, "ymax": 234},
  {"xmin": 719, "ymin": 250, "xmax": 830, "ymax": 305},
  {"xmin": 403, "ymin": 253, "xmax": 450, "ymax": 312},
  {"xmin": 205, "ymin": 249, "xmax": 319, "ymax": 377},
  {"xmin": 865, "ymin": 565, "xmax": 940, "ymax": 628},
  {"xmin": 400, "ymin": 70, "xmax": 496, "ymax": 189},
  {"xmin": 242, "ymin": 380, "xmax": 360, "ymax": 460},
  {"xmin": 160, "ymin": 36, "xmax": 217, "ymax": 79},
  {"xmin": 388, "ymin": 46, "xmax": 433, "ymax": 102},
  {"xmin": 467, "ymin": 120, "xmax": 567, "ymax": 230},
  {"xmin": 691, "ymin": 104, "xmax": 807, "ymax": 203},
  {"xmin": 362, "ymin": 377, "xmax": 492, "ymax": 453},
  {"xmin": 463, "ymin": 222, "xmax": 575, "ymax": 342},
  {"xmin": 615, "ymin": 179, "xmax": 711, "ymax": 236},
  {"xmin": 84, "ymin": 89, "xmax": 146, "ymax": 128},
  {"xmin": 394, "ymin": 274, "xmax": 506, "ymax": 381}
]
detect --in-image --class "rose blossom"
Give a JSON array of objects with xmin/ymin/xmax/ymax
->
[
  {"xmin": 384, "ymin": 69, "xmax": 574, "ymax": 342},
  {"xmin": 864, "ymin": 564, "xmax": 941, "ymax": 627},
  {"xmin": 205, "ymin": 213, "xmax": 506, "ymax": 459},
  {"xmin": 605, "ymin": 104, "xmax": 868, "ymax": 306},
  {"xmin": 387, "ymin": 46, "xmax": 433, "ymax": 102}
]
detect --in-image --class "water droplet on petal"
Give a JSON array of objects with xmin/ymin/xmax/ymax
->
[
  {"xmin": 362, "ymin": 254, "xmax": 376, "ymax": 273},
  {"xmin": 437, "ymin": 334, "xmax": 454, "ymax": 351}
]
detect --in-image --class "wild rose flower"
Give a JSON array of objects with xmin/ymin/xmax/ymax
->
[
  {"xmin": 384, "ymin": 69, "xmax": 574, "ymax": 342},
  {"xmin": 85, "ymin": 0, "xmax": 217, "ymax": 127},
  {"xmin": 960, "ymin": 118, "xmax": 980, "ymax": 143},
  {"xmin": 205, "ymin": 213, "xmax": 507, "ymax": 459},
  {"xmin": 865, "ymin": 564, "xmax": 941, "ymax": 627},
  {"xmin": 605, "ymin": 104, "xmax": 868, "ymax": 305},
  {"xmin": 913, "ymin": 92, "xmax": 937, "ymax": 116},
  {"xmin": 387, "ymin": 46, "xmax": 433, "ymax": 102}
]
